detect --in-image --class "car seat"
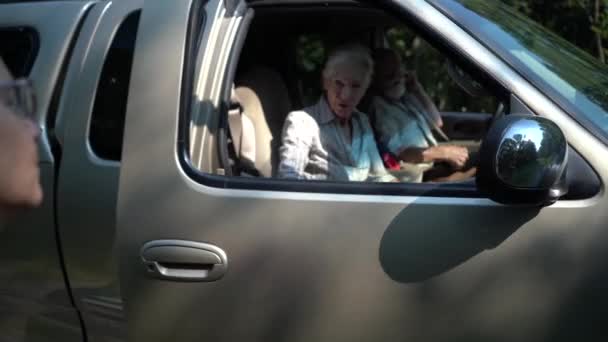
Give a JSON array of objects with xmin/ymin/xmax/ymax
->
[{"xmin": 234, "ymin": 66, "xmax": 292, "ymax": 177}]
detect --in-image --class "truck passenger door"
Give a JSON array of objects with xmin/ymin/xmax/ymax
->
[{"xmin": 118, "ymin": 0, "xmax": 608, "ymax": 342}]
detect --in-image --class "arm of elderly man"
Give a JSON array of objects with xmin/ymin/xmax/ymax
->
[{"xmin": 371, "ymin": 95, "xmax": 470, "ymax": 170}]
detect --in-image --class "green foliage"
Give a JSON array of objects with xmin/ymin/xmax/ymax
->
[
  {"xmin": 464, "ymin": 0, "xmax": 608, "ymax": 112},
  {"xmin": 296, "ymin": 34, "xmax": 325, "ymax": 72},
  {"xmin": 293, "ymin": 1, "xmax": 608, "ymax": 115},
  {"xmin": 295, "ymin": 34, "xmax": 326, "ymax": 105},
  {"xmin": 501, "ymin": 0, "xmax": 532, "ymax": 14},
  {"xmin": 501, "ymin": 0, "xmax": 608, "ymax": 63}
]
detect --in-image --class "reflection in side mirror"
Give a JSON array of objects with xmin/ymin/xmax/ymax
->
[{"xmin": 477, "ymin": 114, "xmax": 568, "ymax": 206}]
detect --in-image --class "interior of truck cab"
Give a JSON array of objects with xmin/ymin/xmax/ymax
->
[{"xmin": 187, "ymin": 0, "xmax": 512, "ymax": 190}]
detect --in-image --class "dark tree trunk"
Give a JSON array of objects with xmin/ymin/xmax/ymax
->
[{"xmin": 595, "ymin": 0, "xmax": 606, "ymax": 62}]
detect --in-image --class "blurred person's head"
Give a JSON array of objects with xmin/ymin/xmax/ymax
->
[
  {"xmin": 0, "ymin": 59, "xmax": 42, "ymax": 213},
  {"xmin": 322, "ymin": 44, "xmax": 373, "ymax": 121},
  {"xmin": 372, "ymin": 48, "xmax": 405, "ymax": 100}
]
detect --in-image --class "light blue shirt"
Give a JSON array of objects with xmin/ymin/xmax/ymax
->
[
  {"xmin": 370, "ymin": 94, "xmax": 437, "ymax": 182},
  {"xmin": 370, "ymin": 94, "xmax": 437, "ymax": 154},
  {"xmin": 278, "ymin": 97, "xmax": 395, "ymax": 182}
]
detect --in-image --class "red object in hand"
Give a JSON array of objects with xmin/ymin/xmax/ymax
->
[{"xmin": 382, "ymin": 152, "xmax": 400, "ymax": 170}]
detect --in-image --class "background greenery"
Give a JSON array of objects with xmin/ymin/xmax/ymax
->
[
  {"xmin": 502, "ymin": 0, "xmax": 608, "ymax": 63},
  {"xmin": 386, "ymin": 26, "xmax": 500, "ymax": 114},
  {"xmin": 296, "ymin": 1, "xmax": 608, "ymax": 114},
  {"xmin": 384, "ymin": 0, "xmax": 608, "ymax": 114}
]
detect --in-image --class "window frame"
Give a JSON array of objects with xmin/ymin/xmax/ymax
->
[
  {"xmin": 178, "ymin": 0, "xmax": 520, "ymax": 198},
  {"xmin": 88, "ymin": 10, "xmax": 142, "ymax": 162}
]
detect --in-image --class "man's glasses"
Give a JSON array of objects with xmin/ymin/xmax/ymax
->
[{"xmin": 0, "ymin": 78, "xmax": 37, "ymax": 122}]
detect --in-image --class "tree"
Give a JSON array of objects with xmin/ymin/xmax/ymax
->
[
  {"xmin": 567, "ymin": 0, "xmax": 608, "ymax": 62},
  {"xmin": 503, "ymin": 0, "xmax": 608, "ymax": 63}
]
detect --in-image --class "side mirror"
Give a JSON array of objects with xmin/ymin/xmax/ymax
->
[{"xmin": 477, "ymin": 114, "xmax": 568, "ymax": 206}]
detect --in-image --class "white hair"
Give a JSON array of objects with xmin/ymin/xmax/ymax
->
[{"xmin": 322, "ymin": 44, "xmax": 374, "ymax": 89}]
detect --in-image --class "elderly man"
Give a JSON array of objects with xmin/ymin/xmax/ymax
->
[
  {"xmin": 278, "ymin": 44, "xmax": 395, "ymax": 182},
  {"xmin": 0, "ymin": 59, "xmax": 42, "ymax": 217},
  {"xmin": 369, "ymin": 48, "xmax": 476, "ymax": 182}
]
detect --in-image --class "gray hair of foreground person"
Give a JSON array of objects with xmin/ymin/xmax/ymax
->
[{"xmin": 322, "ymin": 44, "xmax": 374, "ymax": 90}]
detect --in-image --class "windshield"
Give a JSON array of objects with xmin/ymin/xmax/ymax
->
[{"xmin": 429, "ymin": 0, "xmax": 608, "ymax": 141}]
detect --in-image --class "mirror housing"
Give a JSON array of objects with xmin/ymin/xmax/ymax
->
[{"xmin": 477, "ymin": 114, "xmax": 568, "ymax": 206}]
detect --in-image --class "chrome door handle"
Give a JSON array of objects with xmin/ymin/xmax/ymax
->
[{"xmin": 140, "ymin": 240, "xmax": 228, "ymax": 282}]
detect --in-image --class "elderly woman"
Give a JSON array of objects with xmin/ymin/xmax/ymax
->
[
  {"xmin": 278, "ymin": 44, "xmax": 395, "ymax": 182},
  {"xmin": 369, "ymin": 48, "xmax": 476, "ymax": 182}
]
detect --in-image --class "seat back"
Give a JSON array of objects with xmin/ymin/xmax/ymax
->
[{"xmin": 235, "ymin": 66, "xmax": 291, "ymax": 177}]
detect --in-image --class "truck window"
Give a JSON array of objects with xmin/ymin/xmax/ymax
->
[
  {"xmin": 0, "ymin": 27, "xmax": 39, "ymax": 77},
  {"xmin": 89, "ymin": 11, "xmax": 140, "ymax": 161}
]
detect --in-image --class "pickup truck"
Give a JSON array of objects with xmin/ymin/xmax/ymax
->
[{"xmin": 2, "ymin": 0, "xmax": 608, "ymax": 341}]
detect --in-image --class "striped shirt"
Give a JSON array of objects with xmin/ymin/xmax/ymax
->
[{"xmin": 278, "ymin": 96, "xmax": 395, "ymax": 182}]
